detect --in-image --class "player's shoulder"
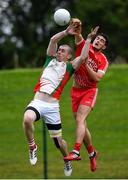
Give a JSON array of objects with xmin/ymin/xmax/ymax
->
[
  {"xmin": 76, "ymin": 38, "xmax": 85, "ymax": 47},
  {"xmin": 67, "ymin": 60, "xmax": 74, "ymax": 68},
  {"xmin": 46, "ymin": 55, "xmax": 55, "ymax": 59},
  {"xmin": 100, "ymin": 52, "xmax": 108, "ymax": 63},
  {"xmin": 99, "ymin": 53, "xmax": 109, "ymax": 67},
  {"xmin": 66, "ymin": 61, "xmax": 75, "ymax": 74},
  {"xmin": 44, "ymin": 55, "xmax": 55, "ymax": 67}
]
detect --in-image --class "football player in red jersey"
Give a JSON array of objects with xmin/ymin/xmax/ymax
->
[{"xmin": 64, "ymin": 18, "xmax": 109, "ymax": 172}]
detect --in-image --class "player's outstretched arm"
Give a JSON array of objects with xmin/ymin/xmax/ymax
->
[
  {"xmin": 70, "ymin": 18, "xmax": 83, "ymax": 44},
  {"xmin": 47, "ymin": 23, "xmax": 75, "ymax": 56},
  {"xmin": 72, "ymin": 26, "xmax": 99, "ymax": 70},
  {"xmin": 47, "ymin": 30, "xmax": 68, "ymax": 56}
]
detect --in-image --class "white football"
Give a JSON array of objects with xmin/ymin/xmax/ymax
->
[{"xmin": 54, "ymin": 9, "xmax": 71, "ymax": 26}]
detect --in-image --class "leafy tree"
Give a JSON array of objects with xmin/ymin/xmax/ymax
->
[
  {"xmin": 0, "ymin": 0, "xmax": 128, "ymax": 69},
  {"xmin": 0, "ymin": 0, "xmax": 75, "ymax": 68},
  {"xmin": 73, "ymin": 0, "xmax": 128, "ymax": 62}
]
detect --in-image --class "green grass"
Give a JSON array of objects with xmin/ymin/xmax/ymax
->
[{"xmin": 0, "ymin": 65, "xmax": 128, "ymax": 179}]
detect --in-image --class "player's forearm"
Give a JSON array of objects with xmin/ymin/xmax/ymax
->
[
  {"xmin": 47, "ymin": 30, "xmax": 68, "ymax": 56},
  {"xmin": 85, "ymin": 64, "xmax": 102, "ymax": 82},
  {"xmin": 80, "ymin": 38, "xmax": 91, "ymax": 60},
  {"xmin": 75, "ymin": 34, "xmax": 83, "ymax": 44},
  {"xmin": 51, "ymin": 30, "xmax": 68, "ymax": 43},
  {"xmin": 72, "ymin": 38, "xmax": 91, "ymax": 69}
]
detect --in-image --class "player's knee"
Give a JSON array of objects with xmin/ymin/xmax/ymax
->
[
  {"xmin": 76, "ymin": 117, "xmax": 85, "ymax": 126},
  {"xmin": 53, "ymin": 137, "xmax": 61, "ymax": 149},
  {"xmin": 23, "ymin": 112, "xmax": 34, "ymax": 126},
  {"xmin": 76, "ymin": 120, "xmax": 82, "ymax": 127}
]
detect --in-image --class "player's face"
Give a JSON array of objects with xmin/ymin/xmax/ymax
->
[
  {"xmin": 56, "ymin": 46, "xmax": 70, "ymax": 62},
  {"xmin": 92, "ymin": 35, "xmax": 106, "ymax": 51}
]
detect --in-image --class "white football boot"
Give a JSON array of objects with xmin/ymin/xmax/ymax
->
[
  {"xmin": 29, "ymin": 145, "xmax": 37, "ymax": 165},
  {"xmin": 64, "ymin": 160, "xmax": 72, "ymax": 176}
]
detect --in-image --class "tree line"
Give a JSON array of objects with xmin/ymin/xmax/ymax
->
[{"xmin": 0, "ymin": 0, "xmax": 127, "ymax": 69}]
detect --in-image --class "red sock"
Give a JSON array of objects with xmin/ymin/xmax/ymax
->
[
  {"xmin": 86, "ymin": 145, "xmax": 94, "ymax": 154},
  {"xmin": 73, "ymin": 143, "xmax": 81, "ymax": 153},
  {"xmin": 29, "ymin": 138, "xmax": 36, "ymax": 150}
]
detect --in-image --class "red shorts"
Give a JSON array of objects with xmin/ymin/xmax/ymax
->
[{"xmin": 71, "ymin": 87, "xmax": 98, "ymax": 112}]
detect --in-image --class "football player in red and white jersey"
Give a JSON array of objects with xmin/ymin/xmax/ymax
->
[{"xmin": 64, "ymin": 19, "xmax": 109, "ymax": 172}]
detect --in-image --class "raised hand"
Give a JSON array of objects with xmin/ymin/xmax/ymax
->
[
  {"xmin": 65, "ymin": 18, "xmax": 82, "ymax": 35},
  {"xmin": 87, "ymin": 26, "xmax": 99, "ymax": 40},
  {"xmin": 70, "ymin": 18, "xmax": 82, "ymax": 35}
]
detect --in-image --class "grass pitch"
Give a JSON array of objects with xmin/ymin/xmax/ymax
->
[{"xmin": 0, "ymin": 65, "xmax": 128, "ymax": 179}]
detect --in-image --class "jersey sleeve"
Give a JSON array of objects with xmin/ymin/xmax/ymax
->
[
  {"xmin": 43, "ymin": 55, "xmax": 53, "ymax": 68},
  {"xmin": 75, "ymin": 39, "xmax": 85, "ymax": 57},
  {"xmin": 98, "ymin": 55, "xmax": 109, "ymax": 74},
  {"xmin": 67, "ymin": 62, "xmax": 75, "ymax": 75}
]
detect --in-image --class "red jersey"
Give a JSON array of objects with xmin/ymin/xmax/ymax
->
[{"xmin": 74, "ymin": 39, "xmax": 109, "ymax": 88}]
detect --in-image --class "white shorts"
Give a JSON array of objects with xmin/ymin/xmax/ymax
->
[{"xmin": 26, "ymin": 99, "xmax": 62, "ymax": 137}]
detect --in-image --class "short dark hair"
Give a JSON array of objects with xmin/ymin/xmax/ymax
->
[{"xmin": 97, "ymin": 33, "xmax": 109, "ymax": 47}]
